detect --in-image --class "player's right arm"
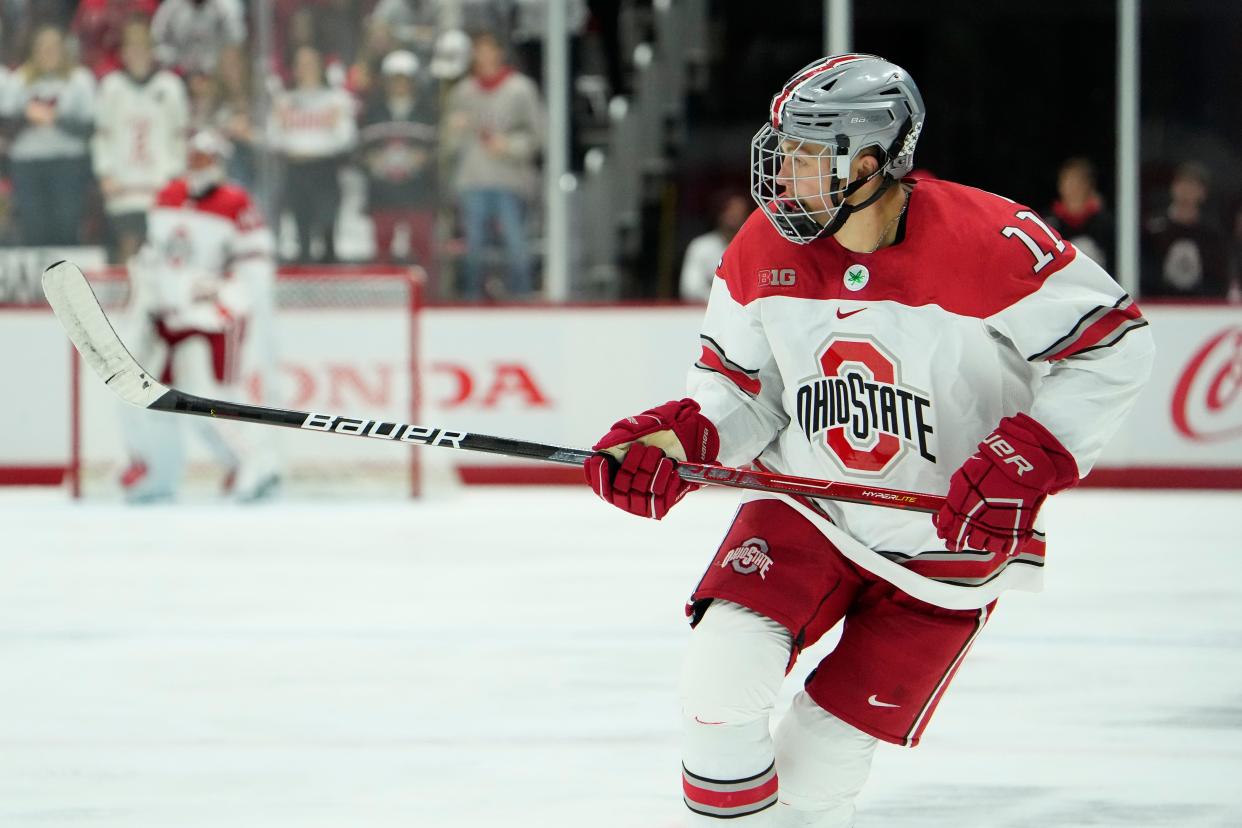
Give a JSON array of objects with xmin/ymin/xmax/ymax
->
[
  {"xmin": 687, "ymin": 255, "xmax": 789, "ymax": 468},
  {"xmin": 585, "ymin": 219, "xmax": 788, "ymax": 518}
]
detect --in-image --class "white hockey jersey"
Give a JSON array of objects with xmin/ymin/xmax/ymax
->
[
  {"xmin": 92, "ymin": 69, "xmax": 188, "ymax": 215},
  {"xmin": 134, "ymin": 179, "xmax": 275, "ymax": 335},
  {"xmin": 691, "ymin": 179, "xmax": 1155, "ymax": 609}
]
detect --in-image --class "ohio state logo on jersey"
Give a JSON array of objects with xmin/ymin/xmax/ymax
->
[
  {"xmin": 162, "ymin": 225, "xmax": 193, "ymax": 267},
  {"xmin": 795, "ymin": 335, "xmax": 936, "ymax": 474}
]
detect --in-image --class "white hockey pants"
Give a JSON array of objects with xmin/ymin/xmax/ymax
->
[{"xmin": 680, "ymin": 600, "xmax": 878, "ymax": 828}]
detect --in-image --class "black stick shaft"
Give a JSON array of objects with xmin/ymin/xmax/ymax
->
[{"xmin": 153, "ymin": 389, "xmax": 594, "ymax": 466}]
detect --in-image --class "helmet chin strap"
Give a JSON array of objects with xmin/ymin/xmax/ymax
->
[{"xmin": 819, "ymin": 168, "xmax": 894, "ymax": 238}]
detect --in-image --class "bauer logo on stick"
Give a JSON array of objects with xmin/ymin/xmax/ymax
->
[{"xmin": 301, "ymin": 412, "xmax": 466, "ymax": 448}]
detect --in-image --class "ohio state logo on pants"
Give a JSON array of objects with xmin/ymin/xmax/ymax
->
[
  {"xmin": 721, "ymin": 537, "xmax": 774, "ymax": 579},
  {"xmin": 795, "ymin": 335, "xmax": 936, "ymax": 474}
]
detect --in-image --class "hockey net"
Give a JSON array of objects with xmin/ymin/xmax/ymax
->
[{"xmin": 16, "ymin": 264, "xmax": 450, "ymax": 499}]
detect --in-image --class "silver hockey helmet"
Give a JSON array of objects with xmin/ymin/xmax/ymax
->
[{"xmin": 750, "ymin": 54, "xmax": 926, "ymax": 244}]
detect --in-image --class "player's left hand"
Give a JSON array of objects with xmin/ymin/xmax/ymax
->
[{"xmin": 933, "ymin": 413, "xmax": 1078, "ymax": 555}]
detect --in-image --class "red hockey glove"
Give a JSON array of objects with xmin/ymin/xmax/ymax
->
[
  {"xmin": 933, "ymin": 413, "xmax": 1079, "ymax": 555},
  {"xmin": 584, "ymin": 399, "xmax": 720, "ymax": 520}
]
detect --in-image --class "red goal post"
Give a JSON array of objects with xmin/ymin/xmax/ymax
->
[{"xmin": 3, "ymin": 264, "xmax": 426, "ymax": 498}]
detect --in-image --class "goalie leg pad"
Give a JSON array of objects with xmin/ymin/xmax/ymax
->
[{"xmin": 680, "ymin": 600, "xmax": 791, "ymax": 824}]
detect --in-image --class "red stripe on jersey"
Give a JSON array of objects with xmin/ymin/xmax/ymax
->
[
  {"xmin": 770, "ymin": 54, "xmax": 867, "ymax": 128},
  {"xmin": 682, "ymin": 773, "xmax": 779, "ymax": 811},
  {"xmin": 897, "ymin": 541, "xmax": 1045, "ymax": 585},
  {"xmin": 696, "ymin": 345, "xmax": 762, "ymax": 396},
  {"xmin": 1044, "ymin": 303, "xmax": 1145, "ymax": 362}
]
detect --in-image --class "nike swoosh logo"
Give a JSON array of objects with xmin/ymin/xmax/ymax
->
[
  {"xmin": 836, "ymin": 307, "xmax": 865, "ymax": 319},
  {"xmin": 867, "ymin": 694, "xmax": 900, "ymax": 708}
]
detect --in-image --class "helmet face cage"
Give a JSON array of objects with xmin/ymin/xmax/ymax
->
[{"xmin": 750, "ymin": 124, "xmax": 885, "ymax": 245}]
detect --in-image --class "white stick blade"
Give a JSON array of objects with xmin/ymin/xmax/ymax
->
[{"xmin": 42, "ymin": 260, "xmax": 168, "ymax": 408}]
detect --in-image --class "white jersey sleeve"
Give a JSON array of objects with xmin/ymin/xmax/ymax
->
[
  {"xmin": 687, "ymin": 248, "xmax": 789, "ymax": 467},
  {"xmin": 985, "ymin": 247, "xmax": 1155, "ymax": 474}
]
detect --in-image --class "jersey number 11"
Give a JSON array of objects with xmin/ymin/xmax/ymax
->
[{"xmin": 1002, "ymin": 210, "xmax": 1066, "ymax": 274}]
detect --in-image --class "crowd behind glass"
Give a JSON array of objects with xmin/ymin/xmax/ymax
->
[{"xmin": 0, "ymin": 0, "xmax": 1238, "ymax": 303}]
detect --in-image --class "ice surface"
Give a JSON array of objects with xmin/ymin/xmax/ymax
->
[{"xmin": 1, "ymin": 487, "xmax": 1239, "ymax": 827}]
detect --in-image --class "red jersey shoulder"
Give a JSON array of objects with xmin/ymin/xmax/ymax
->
[
  {"xmin": 716, "ymin": 206, "xmax": 815, "ymax": 306},
  {"xmin": 197, "ymin": 184, "xmax": 267, "ymax": 231},
  {"xmin": 155, "ymin": 180, "xmax": 265, "ymax": 232},
  {"xmin": 899, "ymin": 179, "xmax": 1079, "ymax": 316}
]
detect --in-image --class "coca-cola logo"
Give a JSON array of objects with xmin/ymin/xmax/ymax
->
[{"xmin": 1171, "ymin": 326, "xmax": 1242, "ymax": 442}]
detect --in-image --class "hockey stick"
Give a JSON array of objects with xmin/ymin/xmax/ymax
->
[{"xmin": 42, "ymin": 260, "xmax": 945, "ymax": 513}]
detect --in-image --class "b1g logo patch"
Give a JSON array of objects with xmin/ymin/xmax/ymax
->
[
  {"xmin": 795, "ymin": 335, "xmax": 936, "ymax": 475},
  {"xmin": 758, "ymin": 268, "xmax": 796, "ymax": 288},
  {"xmin": 721, "ymin": 537, "xmax": 774, "ymax": 579}
]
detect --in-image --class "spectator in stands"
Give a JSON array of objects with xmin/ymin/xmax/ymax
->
[
  {"xmin": 1047, "ymin": 156, "xmax": 1114, "ymax": 270},
  {"xmin": 71, "ymin": 0, "xmax": 158, "ymax": 78},
  {"xmin": 151, "ymin": 0, "xmax": 246, "ymax": 75},
  {"xmin": 1141, "ymin": 161, "xmax": 1230, "ymax": 299},
  {"xmin": 360, "ymin": 50, "xmax": 439, "ymax": 281},
  {"xmin": 92, "ymin": 18, "xmax": 188, "ymax": 263},
  {"xmin": 214, "ymin": 44, "xmax": 256, "ymax": 189},
  {"xmin": 0, "ymin": 24, "xmax": 95, "ymax": 246},
  {"xmin": 679, "ymin": 192, "xmax": 748, "ymax": 302},
  {"xmin": 269, "ymin": 44, "xmax": 356, "ymax": 263},
  {"xmin": 370, "ymin": 0, "xmax": 443, "ymax": 55},
  {"xmin": 443, "ymin": 30, "xmax": 543, "ymax": 299}
]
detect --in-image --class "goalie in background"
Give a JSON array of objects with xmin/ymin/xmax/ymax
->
[{"xmin": 117, "ymin": 129, "xmax": 281, "ymax": 503}]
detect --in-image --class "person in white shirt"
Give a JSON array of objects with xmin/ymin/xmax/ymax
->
[
  {"xmin": 92, "ymin": 19, "xmax": 189, "ymax": 263},
  {"xmin": 679, "ymin": 192, "xmax": 750, "ymax": 302},
  {"xmin": 269, "ymin": 45, "xmax": 357, "ymax": 263}
]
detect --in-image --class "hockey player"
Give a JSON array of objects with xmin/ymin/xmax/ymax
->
[
  {"xmin": 585, "ymin": 55, "xmax": 1154, "ymax": 826},
  {"xmin": 119, "ymin": 129, "xmax": 279, "ymax": 503}
]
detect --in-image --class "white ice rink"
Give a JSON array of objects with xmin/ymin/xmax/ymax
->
[{"xmin": 2, "ymin": 486, "xmax": 1240, "ymax": 827}]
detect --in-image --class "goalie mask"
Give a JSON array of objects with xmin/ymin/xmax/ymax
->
[
  {"xmin": 751, "ymin": 54, "xmax": 925, "ymax": 244},
  {"xmin": 186, "ymin": 129, "xmax": 232, "ymax": 197}
]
